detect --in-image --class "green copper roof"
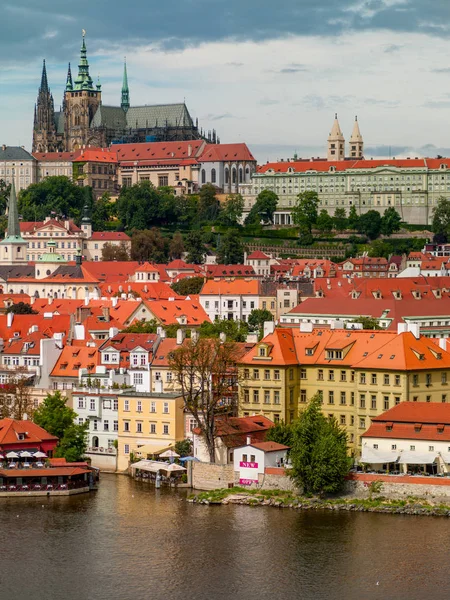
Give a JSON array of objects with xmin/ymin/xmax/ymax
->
[
  {"xmin": 1, "ymin": 179, "xmax": 25, "ymax": 245},
  {"xmin": 121, "ymin": 59, "xmax": 130, "ymax": 111},
  {"xmin": 73, "ymin": 35, "xmax": 94, "ymax": 91},
  {"xmin": 37, "ymin": 239, "xmax": 67, "ymax": 263}
]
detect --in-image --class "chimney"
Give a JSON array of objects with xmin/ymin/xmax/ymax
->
[
  {"xmin": 7, "ymin": 312, "xmax": 13, "ymax": 328},
  {"xmin": 439, "ymin": 338, "xmax": 447, "ymax": 351},
  {"xmin": 263, "ymin": 321, "xmax": 275, "ymax": 338},
  {"xmin": 188, "ymin": 144, "xmax": 192, "ymax": 157},
  {"xmin": 176, "ymin": 329, "xmax": 186, "ymax": 345},
  {"xmin": 111, "ymin": 297, "xmax": 118, "ymax": 307},
  {"xmin": 191, "ymin": 329, "xmax": 199, "ymax": 343},
  {"xmin": 246, "ymin": 435, "xmax": 251, "ymax": 445},
  {"xmin": 109, "ymin": 327, "xmax": 119, "ymax": 338},
  {"xmin": 397, "ymin": 323, "xmax": 407, "ymax": 334},
  {"xmin": 102, "ymin": 306, "xmax": 110, "ymax": 322},
  {"xmin": 407, "ymin": 322, "xmax": 420, "ymax": 340},
  {"xmin": 219, "ymin": 332, "xmax": 226, "ymax": 343}
]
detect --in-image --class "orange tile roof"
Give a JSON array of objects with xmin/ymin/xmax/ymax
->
[
  {"xmin": 114, "ymin": 140, "xmax": 205, "ymax": 161},
  {"xmin": 32, "ymin": 150, "xmax": 82, "ymax": 161},
  {"xmin": 134, "ymin": 262, "xmax": 159, "ymax": 273},
  {"xmin": 250, "ymin": 441, "xmax": 290, "ymax": 451},
  {"xmin": 90, "ymin": 232, "xmax": 130, "ymax": 241},
  {"xmin": 82, "ymin": 261, "xmax": 140, "ymax": 283},
  {"xmin": 151, "ymin": 337, "xmax": 185, "ymax": 366},
  {"xmin": 201, "ymin": 279, "xmax": 260, "ymax": 295},
  {"xmin": 0, "ymin": 418, "xmax": 58, "ymax": 446},
  {"xmin": 146, "ymin": 299, "xmax": 210, "ymax": 326},
  {"xmin": 199, "ymin": 143, "xmax": 255, "ymax": 162},
  {"xmin": 73, "ymin": 149, "xmax": 118, "ymax": 163},
  {"xmin": 51, "ymin": 345, "xmax": 99, "ymax": 378}
]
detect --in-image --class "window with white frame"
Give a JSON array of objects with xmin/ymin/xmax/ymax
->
[
  {"xmin": 163, "ymin": 424, "xmax": 169, "ymax": 435},
  {"xmin": 137, "ymin": 400, "xmax": 142, "ymax": 413},
  {"xmin": 104, "ymin": 420, "xmax": 109, "ymax": 431},
  {"xmin": 133, "ymin": 373, "xmax": 143, "ymax": 386},
  {"xmin": 124, "ymin": 444, "xmax": 130, "ymax": 454},
  {"xmin": 151, "ymin": 401, "xmax": 156, "ymax": 413},
  {"xmin": 77, "ymin": 398, "xmax": 85, "ymax": 409},
  {"xmin": 90, "ymin": 398, "xmax": 95, "ymax": 410},
  {"xmin": 114, "ymin": 420, "xmax": 118, "ymax": 431},
  {"xmin": 163, "ymin": 402, "xmax": 169, "ymax": 414}
]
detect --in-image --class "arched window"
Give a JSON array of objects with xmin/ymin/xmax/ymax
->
[
  {"xmin": 225, "ymin": 169, "xmax": 229, "ymax": 184},
  {"xmin": 211, "ymin": 168, "xmax": 216, "ymax": 183},
  {"xmin": 201, "ymin": 169, "xmax": 206, "ymax": 184},
  {"xmin": 239, "ymin": 168, "xmax": 243, "ymax": 183},
  {"xmin": 232, "ymin": 168, "xmax": 236, "ymax": 184}
]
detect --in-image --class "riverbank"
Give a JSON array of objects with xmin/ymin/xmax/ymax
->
[{"xmin": 188, "ymin": 487, "xmax": 450, "ymax": 516}]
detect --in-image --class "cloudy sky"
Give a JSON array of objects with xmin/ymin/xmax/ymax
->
[{"xmin": 2, "ymin": 0, "xmax": 450, "ymax": 162}]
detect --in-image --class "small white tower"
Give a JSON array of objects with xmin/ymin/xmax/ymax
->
[
  {"xmin": 0, "ymin": 179, "xmax": 28, "ymax": 265},
  {"xmin": 349, "ymin": 115, "xmax": 364, "ymax": 159},
  {"xmin": 327, "ymin": 113, "xmax": 345, "ymax": 161}
]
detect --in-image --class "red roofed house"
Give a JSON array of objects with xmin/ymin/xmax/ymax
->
[
  {"xmin": 73, "ymin": 148, "xmax": 118, "ymax": 198},
  {"xmin": 33, "ymin": 150, "xmax": 82, "ymax": 179},
  {"xmin": 244, "ymin": 251, "xmax": 274, "ymax": 277},
  {"xmin": 233, "ymin": 439, "xmax": 289, "ymax": 485},
  {"xmin": 84, "ymin": 231, "xmax": 131, "ymax": 262},
  {"xmin": 361, "ymin": 402, "xmax": 450, "ymax": 474},
  {"xmin": 0, "ymin": 418, "xmax": 58, "ymax": 456},
  {"xmin": 199, "ymin": 279, "xmax": 260, "ymax": 322},
  {"xmin": 198, "ymin": 143, "xmax": 257, "ymax": 195},
  {"xmin": 20, "ymin": 216, "xmax": 84, "ymax": 263}
]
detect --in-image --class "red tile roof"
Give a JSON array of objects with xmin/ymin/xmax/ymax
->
[
  {"xmin": 258, "ymin": 158, "xmax": 432, "ymax": 174},
  {"xmin": 0, "ymin": 418, "xmax": 58, "ymax": 446},
  {"xmin": 206, "ymin": 265, "xmax": 256, "ymax": 278},
  {"xmin": 250, "ymin": 441, "xmax": 290, "ymax": 452},
  {"xmin": 20, "ymin": 219, "xmax": 81, "ymax": 233},
  {"xmin": 247, "ymin": 251, "xmax": 270, "ymax": 259},
  {"xmin": 73, "ymin": 149, "xmax": 118, "ymax": 163},
  {"xmin": 32, "ymin": 151, "xmax": 82, "ymax": 161},
  {"xmin": 89, "ymin": 232, "xmax": 130, "ymax": 241},
  {"xmin": 199, "ymin": 143, "xmax": 255, "ymax": 162},
  {"xmin": 114, "ymin": 140, "xmax": 205, "ymax": 161},
  {"xmin": 51, "ymin": 346, "xmax": 99, "ymax": 377},
  {"xmin": 201, "ymin": 279, "xmax": 260, "ymax": 295},
  {"xmin": 82, "ymin": 261, "xmax": 140, "ymax": 283}
]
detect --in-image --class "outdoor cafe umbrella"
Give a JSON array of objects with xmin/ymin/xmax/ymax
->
[
  {"xmin": 164, "ymin": 463, "xmax": 186, "ymax": 473},
  {"xmin": 20, "ymin": 451, "xmax": 32, "ymax": 459},
  {"xmin": 33, "ymin": 451, "xmax": 47, "ymax": 458},
  {"xmin": 6, "ymin": 452, "xmax": 19, "ymax": 459},
  {"xmin": 159, "ymin": 449, "xmax": 180, "ymax": 459}
]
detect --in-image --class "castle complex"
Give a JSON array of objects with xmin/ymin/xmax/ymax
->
[{"xmin": 32, "ymin": 33, "xmax": 210, "ymax": 153}]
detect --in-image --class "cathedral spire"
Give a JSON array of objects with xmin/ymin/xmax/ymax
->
[
  {"xmin": 349, "ymin": 115, "xmax": 364, "ymax": 159},
  {"xmin": 327, "ymin": 113, "xmax": 345, "ymax": 161},
  {"xmin": 74, "ymin": 30, "xmax": 94, "ymax": 91},
  {"xmin": 40, "ymin": 60, "xmax": 49, "ymax": 93},
  {"xmin": 65, "ymin": 63, "xmax": 73, "ymax": 91},
  {"xmin": 121, "ymin": 58, "xmax": 130, "ymax": 112}
]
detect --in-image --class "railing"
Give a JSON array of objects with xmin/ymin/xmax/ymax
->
[{"xmin": 86, "ymin": 447, "xmax": 117, "ymax": 455}]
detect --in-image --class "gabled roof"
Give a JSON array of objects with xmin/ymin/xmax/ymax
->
[
  {"xmin": 113, "ymin": 140, "xmax": 205, "ymax": 161},
  {"xmin": 247, "ymin": 251, "xmax": 270, "ymax": 259},
  {"xmin": 51, "ymin": 345, "xmax": 99, "ymax": 378},
  {"xmin": 200, "ymin": 279, "xmax": 260, "ymax": 296},
  {"xmin": 32, "ymin": 150, "xmax": 82, "ymax": 162},
  {"xmin": 0, "ymin": 418, "xmax": 58, "ymax": 446},
  {"xmin": 146, "ymin": 299, "xmax": 210, "ymax": 326},
  {"xmin": 81, "ymin": 261, "xmax": 140, "ymax": 283},
  {"xmin": 19, "ymin": 219, "xmax": 82, "ymax": 233},
  {"xmin": 206, "ymin": 264, "xmax": 256, "ymax": 278},
  {"xmin": 0, "ymin": 146, "xmax": 35, "ymax": 161},
  {"xmin": 199, "ymin": 143, "xmax": 255, "ymax": 162},
  {"xmin": 74, "ymin": 149, "xmax": 118, "ymax": 163}
]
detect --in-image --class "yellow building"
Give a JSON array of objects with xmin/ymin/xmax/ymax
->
[
  {"xmin": 238, "ymin": 327, "xmax": 450, "ymax": 455},
  {"xmin": 117, "ymin": 391, "xmax": 185, "ymax": 471}
]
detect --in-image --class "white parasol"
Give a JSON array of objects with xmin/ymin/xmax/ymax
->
[{"xmin": 159, "ymin": 449, "xmax": 180, "ymax": 458}]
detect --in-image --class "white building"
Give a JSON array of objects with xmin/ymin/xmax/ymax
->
[
  {"xmin": 0, "ymin": 146, "xmax": 37, "ymax": 192},
  {"xmin": 199, "ymin": 279, "xmax": 260, "ymax": 322},
  {"xmin": 72, "ymin": 391, "xmax": 118, "ymax": 451},
  {"xmin": 233, "ymin": 439, "xmax": 289, "ymax": 485}
]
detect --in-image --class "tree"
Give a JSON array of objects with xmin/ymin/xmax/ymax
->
[
  {"xmin": 219, "ymin": 194, "xmax": 244, "ymax": 226},
  {"xmin": 198, "ymin": 184, "xmax": 220, "ymax": 222},
  {"xmin": 357, "ymin": 210, "xmax": 382, "ymax": 240},
  {"xmin": 291, "ymin": 191, "xmax": 320, "ymax": 233},
  {"xmin": 169, "ymin": 232, "xmax": 185, "ymax": 260},
  {"xmin": 316, "ymin": 209, "xmax": 334, "ymax": 233},
  {"xmin": 54, "ymin": 423, "xmax": 89, "ymax": 462},
  {"xmin": 298, "ymin": 222, "xmax": 314, "ymax": 246},
  {"xmin": 290, "ymin": 393, "xmax": 351, "ymax": 495},
  {"xmin": 348, "ymin": 205, "xmax": 359, "ymax": 230},
  {"xmin": 185, "ymin": 231, "xmax": 206, "ymax": 264},
  {"xmin": 91, "ymin": 193, "xmax": 117, "ymax": 232},
  {"xmin": 367, "ymin": 239, "xmax": 392, "ymax": 259},
  {"xmin": 169, "ymin": 337, "xmax": 242, "ymax": 462},
  {"xmin": 121, "ymin": 319, "xmax": 159, "ymax": 334},
  {"xmin": 0, "ymin": 179, "xmax": 10, "ymax": 215},
  {"xmin": 432, "ymin": 197, "xmax": 450, "ymax": 242},
  {"xmin": 248, "ymin": 309, "xmax": 274, "ymax": 335},
  {"xmin": 266, "ymin": 421, "xmax": 293, "ymax": 449},
  {"xmin": 216, "ymin": 229, "xmax": 245, "ymax": 264},
  {"xmin": 7, "ymin": 302, "xmax": 37, "ymax": 315},
  {"xmin": 130, "ymin": 229, "xmax": 168, "ymax": 262},
  {"xmin": 333, "ymin": 207, "xmax": 347, "ymax": 232},
  {"xmin": 349, "ymin": 316, "xmax": 381, "ymax": 330},
  {"xmin": 33, "ymin": 391, "xmax": 77, "ymax": 440},
  {"xmin": 171, "ymin": 276, "xmax": 205, "ymax": 296},
  {"xmin": 101, "ymin": 242, "xmax": 130, "ymax": 261},
  {"xmin": 245, "ymin": 190, "xmax": 278, "ymax": 225},
  {"xmin": 18, "ymin": 176, "xmax": 90, "ymax": 223},
  {"xmin": 380, "ymin": 207, "xmax": 402, "ymax": 236},
  {"xmin": 0, "ymin": 370, "xmax": 35, "ymax": 420},
  {"xmin": 198, "ymin": 319, "xmax": 249, "ymax": 342},
  {"xmin": 174, "ymin": 438, "xmax": 193, "ymax": 457}
]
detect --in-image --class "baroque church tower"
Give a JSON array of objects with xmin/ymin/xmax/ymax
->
[
  {"xmin": 327, "ymin": 113, "xmax": 345, "ymax": 161},
  {"xmin": 349, "ymin": 115, "xmax": 364, "ymax": 159},
  {"xmin": 63, "ymin": 32, "xmax": 103, "ymax": 150},
  {"xmin": 32, "ymin": 60, "xmax": 62, "ymax": 153}
]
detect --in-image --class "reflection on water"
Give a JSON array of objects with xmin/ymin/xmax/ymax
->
[{"xmin": 1, "ymin": 475, "xmax": 449, "ymax": 600}]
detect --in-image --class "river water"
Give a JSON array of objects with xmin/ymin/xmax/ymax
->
[{"xmin": 1, "ymin": 474, "xmax": 449, "ymax": 600}]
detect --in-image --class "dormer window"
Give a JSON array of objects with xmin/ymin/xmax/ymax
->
[
  {"xmin": 325, "ymin": 349, "xmax": 343, "ymax": 360},
  {"xmin": 17, "ymin": 433, "xmax": 25, "ymax": 440},
  {"xmin": 259, "ymin": 347, "xmax": 266, "ymax": 357},
  {"xmin": 306, "ymin": 348, "xmax": 314, "ymax": 356}
]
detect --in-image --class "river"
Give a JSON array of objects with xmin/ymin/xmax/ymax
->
[{"xmin": 1, "ymin": 474, "xmax": 449, "ymax": 600}]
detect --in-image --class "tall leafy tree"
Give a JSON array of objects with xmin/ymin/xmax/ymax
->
[
  {"xmin": 91, "ymin": 193, "xmax": 117, "ymax": 231},
  {"xmin": 33, "ymin": 392, "xmax": 77, "ymax": 440},
  {"xmin": 248, "ymin": 308, "xmax": 274, "ymax": 335},
  {"xmin": 101, "ymin": 242, "xmax": 130, "ymax": 261},
  {"xmin": 380, "ymin": 207, "xmax": 402, "ymax": 236},
  {"xmin": 171, "ymin": 276, "xmax": 204, "ymax": 296},
  {"xmin": 266, "ymin": 421, "xmax": 294, "ymax": 449},
  {"xmin": 54, "ymin": 423, "xmax": 89, "ymax": 462},
  {"xmin": 169, "ymin": 232, "xmax": 185, "ymax": 260},
  {"xmin": 333, "ymin": 207, "xmax": 347, "ymax": 232},
  {"xmin": 357, "ymin": 210, "xmax": 382, "ymax": 240},
  {"xmin": 290, "ymin": 393, "xmax": 351, "ymax": 495},
  {"xmin": 185, "ymin": 231, "xmax": 206, "ymax": 264},
  {"xmin": 216, "ymin": 229, "xmax": 245, "ymax": 264},
  {"xmin": 292, "ymin": 191, "xmax": 319, "ymax": 233},
  {"xmin": 130, "ymin": 229, "xmax": 168, "ymax": 262},
  {"xmin": 198, "ymin": 184, "xmax": 220, "ymax": 222},
  {"xmin": 348, "ymin": 205, "xmax": 360, "ymax": 230},
  {"xmin": 219, "ymin": 194, "xmax": 244, "ymax": 226},
  {"xmin": 245, "ymin": 190, "xmax": 278, "ymax": 225},
  {"xmin": 198, "ymin": 318, "xmax": 249, "ymax": 342},
  {"xmin": 432, "ymin": 196, "xmax": 450, "ymax": 242},
  {"xmin": 115, "ymin": 181, "xmax": 160, "ymax": 230},
  {"xmin": 316, "ymin": 209, "xmax": 334, "ymax": 233}
]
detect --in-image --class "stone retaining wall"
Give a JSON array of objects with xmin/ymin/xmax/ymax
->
[
  {"xmin": 345, "ymin": 473, "xmax": 450, "ymax": 500},
  {"xmin": 192, "ymin": 462, "xmax": 235, "ymax": 490}
]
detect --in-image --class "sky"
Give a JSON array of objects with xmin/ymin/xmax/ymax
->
[{"xmin": 2, "ymin": 0, "xmax": 450, "ymax": 162}]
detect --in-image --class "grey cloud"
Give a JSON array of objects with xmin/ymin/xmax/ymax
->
[
  {"xmin": 431, "ymin": 67, "xmax": 450, "ymax": 73},
  {"xmin": 365, "ymin": 145, "xmax": 411, "ymax": 156},
  {"xmin": 205, "ymin": 113, "xmax": 237, "ymax": 121},
  {"xmin": 259, "ymin": 98, "xmax": 280, "ymax": 106},
  {"xmin": 226, "ymin": 62, "xmax": 244, "ymax": 67},
  {"xmin": 384, "ymin": 44, "xmax": 402, "ymax": 52},
  {"xmin": 423, "ymin": 100, "xmax": 450, "ymax": 109}
]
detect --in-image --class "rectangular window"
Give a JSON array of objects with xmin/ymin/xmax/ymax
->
[
  {"xmin": 150, "ymin": 423, "xmax": 156, "ymax": 434},
  {"xmin": 429, "ymin": 445, "xmax": 434, "ymax": 451},
  {"xmin": 329, "ymin": 370, "xmax": 335, "ymax": 381},
  {"xmin": 360, "ymin": 373, "xmax": 366, "ymax": 384},
  {"xmin": 151, "ymin": 401, "xmax": 156, "ymax": 413},
  {"xmin": 360, "ymin": 394, "xmax": 366, "ymax": 409},
  {"xmin": 243, "ymin": 389, "xmax": 249, "ymax": 403},
  {"xmin": 300, "ymin": 368, "xmax": 307, "ymax": 380},
  {"xmin": 340, "ymin": 371, "xmax": 346, "ymax": 382},
  {"xmin": 113, "ymin": 399, "xmax": 118, "ymax": 411},
  {"xmin": 413, "ymin": 374, "xmax": 419, "ymax": 386},
  {"xmin": 137, "ymin": 400, "xmax": 142, "ymax": 413},
  {"xmin": 426, "ymin": 373, "xmax": 432, "ymax": 386},
  {"xmin": 318, "ymin": 369, "xmax": 324, "ymax": 381},
  {"xmin": 328, "ymin": 391, "xmax": 334, "ymax": 405},
  {"xmin": 124, "ymin": 421, "xmax": 130, "ymax": 432},
  {"xmin": 340, "ymin": 415, "xmax": 346, "ymax": 425},
  {"xmin": 253, "ymin": 390, "xmax": 259, "ymax": 404},
  {"xmin": 340, "ymin": 391, "xmax": 346, "ymax": 405},
  {"xmin": 383, "ymin": 374, "xmax": 389, "ymax": 385},
  {"xmin": 134, "ymin": 373, "xmax": 143, "ymax": 386},
  {"xmin": 371, "ymin": 374, "xmax": 377, "ymax": 385},
  {"xmin": 274, "ymin": 370, "xmax": 280, "ymax": 380},
  {"xmin": 124, "ymin": 444, "xmax": 130, "ymax": 455},
  {"xmin": 274, "ymin": 390, "xmax": 280, "ymax": 404},
  {"xmin": 300, "ymin": 390, "xmax": 306, "ymax": 403},
  {"xmin": 442, "ymin": 372, "xmax": 448, "ymax": 384},
  {"xmin": 384, "ymin": 396, "xmax": 389, "ymax": 410},
  {"xmin": 395, "ymin": 396, "xmax": 400, "ymax": 405},
  {"xmin": 264, "ymin": 390, "xmax": 270, "ymax": 404},
  {"xmin": 163, "ymin": 424, "xmax": 169, "ymax": 435},
  {"xmin": 163, "ymin": 402, "xmax": 169, "ymax": 414},
  {"xmin": 289, "ymin": 368, "xmax": 294, "ymax": 381},
  {"xmin": 253, "ymin": 369, "xmax": 259, "ymax": 380},
  {"xmin": 264, "ymin": 369, "xmax": 270, "ymax": 380},
  {"xmin": 104, "ymin": 420, "xmax": 109, "ymax": 431},
  {"xmin": 395, "ymin": 375, "xmax": 401, "ymax": 386},
  {"xmin": 137, "ymin": 422, "xmax": 142, "ymax": 433},
  {"xmin": 90, "ymin": 399, "xmax": 95, "ymax": 410},
  {"xmin": 244, "ymin": 369, "xmax": 249, "ymax": 379},
  {"xmin": 410, "ymin": 445, "xmax": 415, "ymax": 451},
  {"xmin": 391, "ymin": 444, "xmax": 397, "ymax": 450},
  {"xmin": 359, "ymin": 418, "xmax": 366, "ymax": 429},
  {"xmin": 114, "ymin": 420, "xmax": 118, "ymax": 432},
  {"xmin": 371, "ymin": 395, "xmax": 377, "ymax": 410},
  {"xmin": 124, "ymin": 399, "xmax": 129, "ymax": 411}
]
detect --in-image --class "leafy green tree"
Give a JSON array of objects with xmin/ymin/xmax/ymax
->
[
  {"xmin": 33, "ymin": 392, "xmax": 77, "ymax": 441},
  {"xmin": 348, "ymin": 205, "xmax": 360, "ymax": 230},
  {"xmin": 380, "ymin": 207, "xmax": 402, "ymax": 236},
  {"xmin": 116, "ymin": 181, "xmax": 159, "ymax": 230},
  {"xmin": 219, "ymin": 194, "xmax": 244, "ymax": 226},
  {"xmin": 432, "ymin": 197, "xmax": 450, "ymax": 242},
  {"xmin": 171, "ymin": 276, "xmax": 204, "ymax": 296},
  {"xmin": 18, "ymin": 176, "xmax": 90, "ymax": 223},
  {"xmin": 349, "ymin": 316, "xmax": 381, "ymax": 330},
  {"xmin": 245, "ymin": 190, "xmax": 278, "ymax": 225},
  {"xmin": 248, "ymin": 308, "xmax": 274, "ymax": 335},
  {"xmin": 298, "ymin": 222, "xmax": 314, "ymax": 246},
  {"xmin": 169, "ymin": 232, "xmax": 185, "ymax": 260},
  {"xmin": 333, "ymin": 207, "xmax": 347, "ymax": 232},
  {"xmin": 185, "ymin": 231, "xmax": 206, "ymax": 264},
  {"xmin": 174, "ymin": 438, "xmax": 193, "ymax": 457},
  {"xmin": 292, "ymin": 191, "xmax": 319, "ymax": 233},
  {"xmin": 7, "ymin": 302, "xmax": 37, "ymax": 314},
  {"xmin": 54, "ymin": 423, "xmax": 89, "ymax": 462},
  {"xmin": 316, "ymin": 209, "xmax": 334, "ymax": 233},
  {"xmin": 367, "ymin": 239, "xmax": 392, "ymax": 259},
  {"xmin": 198, "ymin": 319, "xmax": 249, "ymax": 342},
  {"xmin": 0, "ymin": 179, "xmax": 10, "ymax": 215},
  {"xmin": 198, "ymin": 184, "xmax": 220, "ymax": 222},
  {"xmin": 101, "ymin": 242, "xmax": 130, "ymax": 261},
  {"xmin": 266, "ymin": 421, "xmax": 294, "ymax": 449},
  {"xmin": 91, "ymin": 193, "xmax": 117, "ymax": 231},
  {"xmin": 130, "ymin": 229, "xmax": 168, "ymax": 262},
  {"xmin": 121, "ymin": 319, "xmax": 159, "ymax": 334},
  {"xmin": 216, "ymin": 229, "xmax": 245, "ymax": 264},
  {"xmin": 290, "ymin": 393, "xmax": 351, "ymax": 495},
  {"xmin": 357, "ymin": 210, "xmax": 382, "ymax": 240}
]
